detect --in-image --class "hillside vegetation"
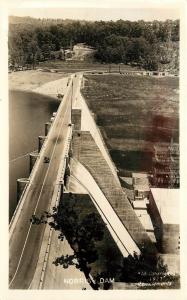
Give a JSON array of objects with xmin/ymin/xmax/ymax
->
[{"xmin": 9, "ymin": 16, "xmax": 179, "ymax": 72}]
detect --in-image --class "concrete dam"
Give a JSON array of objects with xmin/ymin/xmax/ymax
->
[{"xmin": 9, "ymin": 73, "xmax": 156, "ymax": 289}]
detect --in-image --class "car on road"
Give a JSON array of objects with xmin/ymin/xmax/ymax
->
[{"xmin": 44, "ymin": 156, "xmax": 50, "ymax": 163}]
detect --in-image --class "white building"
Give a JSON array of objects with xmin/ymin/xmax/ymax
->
[{"xmin": 149, "ymin": 188, "xmax": 180, "ymax": 254}]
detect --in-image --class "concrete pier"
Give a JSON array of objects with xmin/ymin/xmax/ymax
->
[
  {"xmin": 72, "ymin": 109, "xmax": 82, "ymax": 130},
  {"xmin": 64, "ymin": 161, "xmax": 71, "ymax": 188},
  {"xmin": 29, "ymin": 151, "xmax": 39, "ymax": 173},
  {"xmin": 38, "ymin": 136, "xmax": 46, "ymax": 152},
  {"xmin": 45, "ymin": 122, "xmax": 51, "ymax": 136},
  {"xmin": 17, "ymin": 178, "xmax": 29, "ymax": 202}
]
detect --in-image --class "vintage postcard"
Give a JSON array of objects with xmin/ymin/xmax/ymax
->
[{"xmin": 0, "ymin": 0, "xmax": 187, "ymax": 299}]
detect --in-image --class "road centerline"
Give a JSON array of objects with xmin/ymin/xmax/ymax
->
[{"xmin": 9, "ymin": 88, "xmax": 71, "ymax": 287}]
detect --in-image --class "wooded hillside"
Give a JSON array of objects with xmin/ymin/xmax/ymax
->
[{"xmin": 9, "ymin": 16, "xmax": 179, "ymax": 72}]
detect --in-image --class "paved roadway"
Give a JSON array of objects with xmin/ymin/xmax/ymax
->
[{"xmin": 9, "ymin": 74, "xmax": 80, "ymax": 289}]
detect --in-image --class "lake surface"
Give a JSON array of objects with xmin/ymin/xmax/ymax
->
[{"xmin": 9, "ymin": 90, "xmax": 60, "ymax": 220}]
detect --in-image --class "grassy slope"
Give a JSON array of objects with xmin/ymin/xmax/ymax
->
[{"xmin": 82, "ymin": 74, "xmax": 179, "ymax": 174}]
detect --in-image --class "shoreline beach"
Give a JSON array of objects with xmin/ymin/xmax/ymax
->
[{"xmin": 9, "ymin": 69, "xmax": 70, "ymax": 96}]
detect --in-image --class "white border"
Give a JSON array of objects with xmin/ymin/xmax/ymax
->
[{"xmin": 0, "ymin": 0, "xmax": 187, "ymax": 299}]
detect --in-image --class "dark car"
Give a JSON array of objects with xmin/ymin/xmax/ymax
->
[{"xmin": 44, "ymin": 156, "xmax": 50, "ymax": 163}]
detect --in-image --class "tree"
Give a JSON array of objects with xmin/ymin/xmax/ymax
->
[
  {"xmin": 26, "ymin": 39, "xmax": 39, "ymax": 69},
  {"xmin": 49, "ymin": 193, "xmax": 105, "ymax": 289},
  {"xmin": 40, "ymin": 43, "xmax": 52, "ymax": 60},
  {"xmin": 119, "ymin": 251, "xmax": 180, "ymax": 288},
  {"xmin": 126, "ymin": 37, "xmax": 150, "ymax": 64},
  {"xmin": 8, "ymin": 31, "xmax": 27, "ymax": 66},
  {"xmin": 143, "ymin": 54, "xmax": 159, "ymax": 71},
  {"xmin": 9, "ymin": 18, "xmax": 179, "ymax": 69}
]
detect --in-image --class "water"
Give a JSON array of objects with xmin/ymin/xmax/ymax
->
[{"xmin": 9, "ymin": 90, "xmax": 60, "ymax": 220}]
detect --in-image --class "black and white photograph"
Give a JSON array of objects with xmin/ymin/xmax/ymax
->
[{"xmin": 0, "ymin": 0, "xmax": 186, "ymax": 297}]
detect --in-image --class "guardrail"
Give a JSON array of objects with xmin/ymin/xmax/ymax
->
[
  {"xmin": 58, "ymin": 126, "xmax": 73, "ymax": 185},
  {"xmin": 9, "ymin": 181, "xmax": 29, "ymax": 230},
  {"xmin": 38, "ymin": 126, "xmax": 73, "ymax": 289}
]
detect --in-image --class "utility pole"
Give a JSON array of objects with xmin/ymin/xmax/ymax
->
[
  {"xmin": 119, "ymin": 64, "xmax": 121, "ymax": 74},
  {"xmin": 70, "ymin": 79, "xmax": 73, "ymax": 124}
]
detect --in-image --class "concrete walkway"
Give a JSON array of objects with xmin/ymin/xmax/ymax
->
[{"xmin": 40, "ymin": 230, "xmax": 91, "ymax": 290}]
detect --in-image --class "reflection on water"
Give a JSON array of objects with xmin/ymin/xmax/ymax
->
[{"xmin": 9, "ymin": 90, "xmax": 60, "ymax": 220}]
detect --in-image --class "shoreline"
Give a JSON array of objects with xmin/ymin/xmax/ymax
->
[{"xmin": 9, "ymin": 70, "xmax": 70, "ymax": 97}]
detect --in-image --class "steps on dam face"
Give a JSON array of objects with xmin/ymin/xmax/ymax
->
[{"xmin": 72, "ymin": 131, "xmax": 157, "ymax": 254}]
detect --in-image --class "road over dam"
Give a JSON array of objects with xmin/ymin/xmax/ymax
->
[{"xmin": 9, "ymin": 74, "xmax": 80, "ymax": 289}]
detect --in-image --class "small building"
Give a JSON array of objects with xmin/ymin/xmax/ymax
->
[
  {"xmin": 147, "ymin": 71, "xmax": 153, "ymax": 76},
  {"xmin": 162, "ymin": 71, "xmax": 169, "ymax": 76},
  {"xmin": 148, "ymin": 188, "xmax": 180, "ymax": 254},
  {"xmin": 152, "ymin": 71, "xmax": 160, "ymax": 76},
  {"xmin": 132, "ymin": 173, "xmax": 150, "ymax": 200},
  {"xmin": 132, "ymin": 199, "xmax": 156, "ymax": 243},
  {"xmin": 152, "ymin": 71, "xmax": 168, "ymax": 77},
  {"xmin": 142, "ymin": 71, "xmax": 169, "ymax": 77}
]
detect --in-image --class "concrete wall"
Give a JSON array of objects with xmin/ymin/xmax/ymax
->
[
  {"xmin": 148, "ymin": 191, "xmax": 180, "ymax": 254},
  {"xmin": 147, "ymin": 191, "xmax": 163, "ymax": 245},
  {"xmin": 38, "ymin": 136, "xmax": 46, "ymax": 152},
  {"xmin": 45, "ymin": 122, "xmax": 51, "ymax": 136},
  {"xmin": 72, "ymin": 130, "xmax": 157, "ymax": 255},
  {"xmin": 160, "ymin": 254, "xmax": 180, "ymax": 274},
  {"xmin": 162, "ymin": 224, "xmax": 180, "ymax": 254},
  {"xmin": 70, "ymin": 158, "xmax": 140, "ymax": 257},
  {"xmin": 29, "ymin": 151, "xmax": 39, "ymax": 173},
  {"xmin": 17, "ymin": 178, "xmax": 29, "ymax": 201}
]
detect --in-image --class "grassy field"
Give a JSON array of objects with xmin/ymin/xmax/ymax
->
[{"xmin": 82, "ymin": 74, "xmax": 179, "ymax": 174}]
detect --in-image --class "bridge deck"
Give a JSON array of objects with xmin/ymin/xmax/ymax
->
[{"xmin": 9, "ymin": 75, "xmax": 80, "ymax": 289}]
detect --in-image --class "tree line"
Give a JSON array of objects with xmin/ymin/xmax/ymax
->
[{"xmin": 9, "ymin": 17, "xmax": 179, "ymax": 70}]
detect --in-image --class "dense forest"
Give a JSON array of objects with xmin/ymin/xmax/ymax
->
[{"xmin": 9, "ymin": 16, "xmax": 179, "ymax": 71}]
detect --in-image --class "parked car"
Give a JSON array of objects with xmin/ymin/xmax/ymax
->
[{"xmin": 44, "ymin": 156, "xmax": 50, "ymax": 163}]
